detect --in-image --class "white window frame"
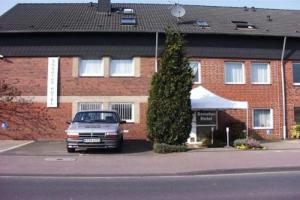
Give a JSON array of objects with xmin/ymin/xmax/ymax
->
[
  {"xmin": 224, "ymin": 62, "xmax": 245, "ymax": 84},
  {"xmin": 109, "ymin": 103, "xmax": 135, "ymax": 123},
  {"xmin": 110, "ymin": 59, "xmax": 134, "ymax": 77},
  {"xmin": 251, "ymin": 63, "xmax": 271, "ymax": 84},
  {"xmin": 77, "ymin": 102, "xmax": 103, "ymax": 112},
  {"xmin": 79, "ymin": 59, "xmax": 104, "ymax": 77},
  {"xmin": 252, "ymin": 108, "xmax": 273, "ymax": 129},
  {"xmin": 189, "ymin": 61, "xmax": 201, "ymax": 84},
  {"xmin": 292, "ymin": 63, "xmax": 300, "ymax": 86}
]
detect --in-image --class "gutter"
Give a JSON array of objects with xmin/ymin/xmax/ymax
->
[{"xmin": 280, "ymin": 36, "xmax": 287, "ymax": 140}]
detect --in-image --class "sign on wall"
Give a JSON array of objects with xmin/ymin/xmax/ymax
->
[
  {"xmin": 47, "ymin": 57, "xmax": 59, "ymax": 107},
  {"xmin": 196, "ymin": 111, "xmax": 217, "ymax": 125}
]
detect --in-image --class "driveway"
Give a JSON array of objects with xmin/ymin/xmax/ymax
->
[{"xmin": 0, "ymin": 140, "xmax": 153, "ymax": 156}]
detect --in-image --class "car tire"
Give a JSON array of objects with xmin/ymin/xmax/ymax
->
[
  {"xmin": 67, "ymin": 147, "xmax": 76, "ymax": 153},
  {"xmin": 114, "ymin": 144, "xmax": 122, "ymax": 153}
]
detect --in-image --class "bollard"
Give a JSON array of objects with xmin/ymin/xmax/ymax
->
[{"xmin": 226, "ymin": 127, "xmax": 230, "ymax": 147}]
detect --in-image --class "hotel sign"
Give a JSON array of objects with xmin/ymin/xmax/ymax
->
[
  {"xmin": 196, "ymin": 111, "xmax": 217, "ymax": 125},
  {"xmin": 47, "ymin": 57, "xmax": 59, "ymax": 107}
]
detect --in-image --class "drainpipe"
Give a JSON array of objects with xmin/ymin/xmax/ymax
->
[
  {"xmin": 280, "ymin": 36, "xmax": 287, "ymax": 140},
  {"xmin": 155, "ymin": 32, "xmax": 159, "ymax": 72}
]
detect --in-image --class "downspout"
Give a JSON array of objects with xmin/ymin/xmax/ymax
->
[
  {"xmin": 155, "ymin": 32, "xmax": 159, "ymax": 72},
  {"xmin": 280, "ymin": 36, "xmax": 287, "ymax": 140}
]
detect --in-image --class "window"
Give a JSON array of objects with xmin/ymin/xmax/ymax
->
[
  {"xmin": 293, "ymin": 64, "xmax": 300, "ymax": 84},
  {"xmin": 253, "ymin": 109, "xmax": 273, "ymax": 129},
  {"xmin": 121, "ymin": 17, "xmax": 137, "ymax": 25},
  {"xmin": 294, "ymin": 108, "xmax": 300, "ymax": 124},
  {"xmin": 252, "ymin": 63, "xmax": 270, "ymax": 84},
  {"xmin": 232, "ymin": 21, "xmax": 256, "ymax": 29},
  {"xmin": 78, "ymin": 102, "xmax": 102, "ymax": 111},
  {"xmin": 110, "ymin": 103, "xmax": 134, "ymax": 122},
  {"xmin": 196, "ymin": 20, "xmax": 209, "ymax": 28},
  {"xmin": 110, "ymin": 59, "xmax": 134, "ymax": 76},
  {"xmin": 225, "ymin": 62, "xmax": 245, "ymax": 84},
  {"xmin": 79, "ymin": 59, "xmax": 103, "ymax": 76},
  {"xmin": 189, "ymin": 61, "xmax": 201, "ymax": 83}
]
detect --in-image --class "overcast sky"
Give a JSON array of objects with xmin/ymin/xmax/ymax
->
[{"xmin": 1, "ymin": 0, "xmax": 300, "ymax": 16}]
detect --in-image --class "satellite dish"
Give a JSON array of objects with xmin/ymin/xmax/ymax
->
[{"xmin": 171, "ymin": 4, "xmax": 186, "ymax": 20}]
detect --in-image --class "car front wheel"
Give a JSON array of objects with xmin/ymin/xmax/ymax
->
[{"xmin": 67, "ymin": 147, "xmax": 76, "ymax": 153}]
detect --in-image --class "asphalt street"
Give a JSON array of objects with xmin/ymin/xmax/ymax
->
[{"xmin": 1, "ymin": 171, "xmax": 300, "ymax": 200}]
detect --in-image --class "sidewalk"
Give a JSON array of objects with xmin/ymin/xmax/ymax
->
[
  {"xmin": 0, "ymin": 140, "xmax": 33, "ymax": 153},
  {"xmin": 0, "ymin": 140, "xmax": 300, "ymax": 176}
]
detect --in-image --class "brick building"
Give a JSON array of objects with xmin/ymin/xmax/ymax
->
[{"xmin": 1, "ymin": 1, "xmax": 300, "ymax": 141}]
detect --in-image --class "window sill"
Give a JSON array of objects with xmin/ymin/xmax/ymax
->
[
  {"xmin": 79, "ymin": 75, "xmax": 104, "ymax": 78},
  {"xmin": 224, "ymin": 82, "xmax": 246, "ymax": 85},
  {"xmin": 252, "ymin": 83, "xmax": 271, "ymax": 85},
  {"xmin": 110, "ymin": 75, "xmax": 135, "ymax": 78},
  {"xmin": 293, "ymin": 83, "xmax": 300, "ymax": 86},
  {"xmin": 253, "ymin": 127, "xmax": 273, "ymax": 130},
  {"xmin": 193, "ymin": 82, "xmax": 202, "ymax": 85}
]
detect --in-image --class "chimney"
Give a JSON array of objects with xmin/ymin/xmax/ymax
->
[{"xmin": 98, "ymin": 0, "xmax": 111, "ymax": 13}]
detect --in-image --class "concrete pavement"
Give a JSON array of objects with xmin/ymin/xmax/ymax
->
[{"xmin": 1, "ymin": 140, "xmax": 300, "ymax": 176}]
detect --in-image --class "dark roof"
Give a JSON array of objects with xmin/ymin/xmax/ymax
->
[{"xmin": 1, "ymin": 3, "xmax": 300, "ymax": 37}]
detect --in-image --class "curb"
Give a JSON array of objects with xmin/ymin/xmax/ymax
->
[{"xmin": 1, "ymin": 166, "xmax": 300, "ymax": 178}]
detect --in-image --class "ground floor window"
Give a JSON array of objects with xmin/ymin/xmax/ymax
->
[
  {"xmin": 294, "ymin": 108, "xmax": 300, "ymax": 124},
  {"xmin": 253, "ymin": 109, "xmax": 273, "ymax": 129},
  {"xmin": 110, "ymin": 103, "xmax": 134, "ymax": 122},
  {"xmin": 78, "ymin": 102, "xmax": 103, "ymax": 111}
]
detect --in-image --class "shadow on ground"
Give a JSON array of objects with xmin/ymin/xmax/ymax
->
[{"xmin": 0, "ymin": 140, "xmax": 153, "ymax": 156}]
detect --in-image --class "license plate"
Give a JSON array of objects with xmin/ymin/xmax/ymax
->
[{"xmin": 83, "ymin": 138, "xmax": 101, "ymax": 143}]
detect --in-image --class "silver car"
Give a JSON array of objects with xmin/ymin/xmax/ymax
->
[{"xmin": 65, "ymin": 110, "xmax": 126, "ymax": 153}]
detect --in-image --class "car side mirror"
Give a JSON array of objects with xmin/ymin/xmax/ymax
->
[
  {"xmin": 120, "ymin": 120, "xmax": 126, "ymax": 124},
  {"xmin": 66, "ymin": 121, "xmax": 71, "ymax": 125}
]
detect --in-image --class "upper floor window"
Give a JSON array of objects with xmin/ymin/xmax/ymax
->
[
  {"xmin": 224, "ymin": 62, "xmax": 245, "ymax": 84},
  {"xmin": 189, "ymin": 61, "xmax": 201, "ymax": 84},
  {"xmin": 253, "ymin": 109, "xmax": 273, "ymax": 129},
  {"xmin": 252, "ymin": 63, "xmax": 270, "ymax": 84},
  {"xmin": 110, "ymin": 59, "xmax": 134, "ymax": 76},
  {"xmin": 110, "ymin": 103, "xmax": 134, "ymax": 122},
  {"xmin": 293, "ymin": 64, "xmax": 300, "ymax": 85},
  {"xmin": 294, "ymin": 107, "xmax": 300, "ymax": 125},
  {"xmin": 79, "ymin": 59, "xmax": 103, "ymax": 77}
]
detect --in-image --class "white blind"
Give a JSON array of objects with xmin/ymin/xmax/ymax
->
[
  {"xmin": 79, "ymin": 60, "xmax": 103, "ymax": 76},
  {"xmin": 189, "ymin": 62, "xmax": 200, "ymax": 83},
  {"xmin": 252, "ymin": 63, "xmax": 270, "ymax": 83},
  {"xmin": 110, "ymin": 103, "xmax": 134, "ymax": 122},
  {"xmin": 253, "ymin": 109, "xmax": 272, "ymax": 128},
  {"xmin": 225, "ymin": 62, "xmax": 244, "ymax": 83},
  {"xmin": 110, "ymin": 59, "xmax": 134, "ymax": 76},
  {"xmin": 78, "ymin": 102, "xmax": 102, "ymax": 111}
]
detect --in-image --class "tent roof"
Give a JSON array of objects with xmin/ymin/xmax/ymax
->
[{"xmin": 190, "ymin": 86, "xmax": 248, "ymax": 110}]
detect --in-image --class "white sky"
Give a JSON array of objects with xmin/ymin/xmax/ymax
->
[{"xmin": 1, "ymin": 0, "xmax": 300, "ymax": 16}]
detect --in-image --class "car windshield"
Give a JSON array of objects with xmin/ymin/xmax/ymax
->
[{"xmin": 73, "ymin": 111, "xmax": 119, "ymax": 123}]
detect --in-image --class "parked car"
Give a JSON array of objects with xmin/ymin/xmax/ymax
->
[{"xmin": 65, "ymin": 110, "xmax": 126, "ymax": 153}]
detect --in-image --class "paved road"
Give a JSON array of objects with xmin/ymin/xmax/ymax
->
[{"xmin": 1, "ymin": 171, "xmax": 300, "ymax": 200}]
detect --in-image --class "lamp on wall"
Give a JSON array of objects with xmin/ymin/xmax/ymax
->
[{"xmin": 0, "ymin": 55, "xmax": 4, "ymax": 59}]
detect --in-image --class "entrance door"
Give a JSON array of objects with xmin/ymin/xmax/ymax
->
[{"xmin": 194, "ymin": 110, "xmax": 217, "ymax": 142}]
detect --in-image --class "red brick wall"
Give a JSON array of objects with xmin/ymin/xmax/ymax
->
[
  {"xmin": 285, "ymin": 61, "xmax": 300, "ymax": 137},
  {"xmin": 0, "ymin": 57, "xmax": 155, "ymax": 96},
  {"xmin": 0, "ymin": 57, "xmax": 285, "ymax": 140}
]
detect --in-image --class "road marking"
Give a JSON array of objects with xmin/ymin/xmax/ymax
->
[
  {"xmin": 0, "ymin": 141, "xmax": 34, "ymax": 153},
  {"xmin": 44, "ymin": 157, "xmax": 77, "ymax": 162}
]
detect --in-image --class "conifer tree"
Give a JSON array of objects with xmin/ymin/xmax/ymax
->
[{"xmin": 147, "ymin": 28, "xmax": 193, "ymax": 145}]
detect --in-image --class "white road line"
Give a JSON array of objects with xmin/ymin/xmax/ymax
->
[{"xmin": 0, "ymin": 141, "xmax": 34, "ymax": 153}]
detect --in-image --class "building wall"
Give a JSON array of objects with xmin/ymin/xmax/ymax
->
[
  {"xmin": 285, "ymin": 61, "xmax": 300, "ymax": 137},
  {"xmin": 0, "ymin": 56, "xmax": 286, "ymax": 140}
]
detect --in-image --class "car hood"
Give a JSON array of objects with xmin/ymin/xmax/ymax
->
[{"xmin": 66, "ymin": 122, "xmax": 119, "ymax": 133}]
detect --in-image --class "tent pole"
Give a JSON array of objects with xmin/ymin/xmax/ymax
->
[{"xmin": 246, "ymin": 108, "xmax": 249, "ymax": 139}]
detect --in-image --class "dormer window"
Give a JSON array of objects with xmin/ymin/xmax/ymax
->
[{"xmin": 232, "ymin": 21, "xmax": 256, "ymax": 30}]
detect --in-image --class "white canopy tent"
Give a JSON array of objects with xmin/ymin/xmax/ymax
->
[
  {"xmin": 190, "ymin": 86, "xmax": 248, "ymax": 110},
  {"xmin": 189, "ymin": 86, "xmax": 249, "ymax": 142}
]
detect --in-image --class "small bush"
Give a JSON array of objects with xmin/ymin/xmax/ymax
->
[
  {"xmin": 290, "ymin": 125, "xmax": 300, "ymax": 139},
  {"xmin": 153, "ymin": 143, "xmax": 187, "ymax": 154},
  {"xmin": 233, "ymin": 138, "xmax": 264, "ymax": 150}
]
